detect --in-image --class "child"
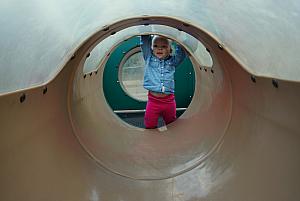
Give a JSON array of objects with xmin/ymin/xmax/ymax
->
[{"xmin": 140, "ymin": 35, "xmax": 186, "ymax": 129}]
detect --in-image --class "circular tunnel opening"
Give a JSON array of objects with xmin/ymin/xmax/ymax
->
[
  {"xmin": 101, "ymin": 35, "xmax": 196, "ymax": 128},
  {"xmin": 69, "ymin": 16, "xmax": 232, "ymax": 180}
]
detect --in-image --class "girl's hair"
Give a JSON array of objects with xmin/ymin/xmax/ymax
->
[{"xmin": 151, "ymin": 35, "xmax": 171, "ymax": 49}]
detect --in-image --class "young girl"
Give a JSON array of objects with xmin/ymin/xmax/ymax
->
[{"xmin": 140, "ymin": 35, "xmax": 186, "ymax": 129}]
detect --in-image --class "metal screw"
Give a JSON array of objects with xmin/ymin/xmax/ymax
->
[
  {"xmin": 103, "ymin": 26, "xmax": 109, "ymax": 31},
  {"xmin": 251, "ymin": 75, "xmax": 256, "ymax": 83},
  {"xmin": 43, "ymin": 87, "xmax": 48, "ymax": 95},
  {"xmin": 272, "ymin": 79, "xmax": 279, "ymax": 88},
  {"xmin": 20, "ymin": 94, "xmax": 26, "ymax": 103}
]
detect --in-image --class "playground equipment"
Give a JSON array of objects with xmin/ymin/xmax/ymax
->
[{"xmin": 1, "ymin": 1, "xmax": 300, "ymax": 200}]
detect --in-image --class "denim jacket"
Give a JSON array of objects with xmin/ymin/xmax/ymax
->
[{"xmin": 140, "ymin": 35, "xmax": 186, "ymax": 94}]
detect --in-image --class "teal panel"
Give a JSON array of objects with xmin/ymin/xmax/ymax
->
[{"xmin": 103, "ymin": 36, "xmax": 195, "ymax": 111}]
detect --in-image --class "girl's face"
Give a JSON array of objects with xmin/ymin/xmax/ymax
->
[{"xmin": 152, "ymin": 37, "xmax": 171, "ymax": 59}]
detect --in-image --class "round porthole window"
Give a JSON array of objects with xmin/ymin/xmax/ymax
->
[{"xmin": 119, "ymin": 47, "xmax": 148, "ymax": 102}]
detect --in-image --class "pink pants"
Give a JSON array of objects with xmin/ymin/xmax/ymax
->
[{"xmin": 144, "ymin": 92, "xmax": 177, "ymax": 129}]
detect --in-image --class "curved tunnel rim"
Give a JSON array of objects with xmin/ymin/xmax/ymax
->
[{"xmin": 68, "ymin": 15, "xmax": 233, "ymax": 181}]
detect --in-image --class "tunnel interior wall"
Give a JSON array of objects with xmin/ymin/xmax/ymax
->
[{"xmin": 0, "ymin": 9, "xmax": 300, "ymax": 201}]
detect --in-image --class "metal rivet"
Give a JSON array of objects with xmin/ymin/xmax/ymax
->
[
  {"xmin": 20, "ymin": 94, "xmax": 26, "ymax": 103},
  {"xmin": 272, "ymin": 79, "xmax": 279, "ymax": 88},
  {"xmin": 251, "ymin": 75, "xmax": 256, "ymax": 83},
  {"xmin": 43, "ymin": 87, "xmax": 48, "ymax": 95},
  {"xmin": 86, "ymin": 53, "xmax": 90, "ymax": 58},
  {"xmin": 218, "ymin": 44, "xmax": 223, "ymax": 50},
  {"xmin": 103, "ymin": 27, "xmax": 109, "ymax": 31}
]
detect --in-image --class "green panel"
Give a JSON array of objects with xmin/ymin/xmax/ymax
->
[
  {"xmin": 103, "ymin": 36, "xmax": 195, "ymax": 111},
  {"xmin": 174, "ymin": 58, "xmax": 195, "ymax": 107},
  {"xmin": 103, "ymin": 37, "xmax": 146, "ymax": 110}
]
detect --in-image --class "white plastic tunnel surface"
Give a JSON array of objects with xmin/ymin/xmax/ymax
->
[{"xmin": 0, "ymin": 1, "xmax": 300, "ymax": 201}]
